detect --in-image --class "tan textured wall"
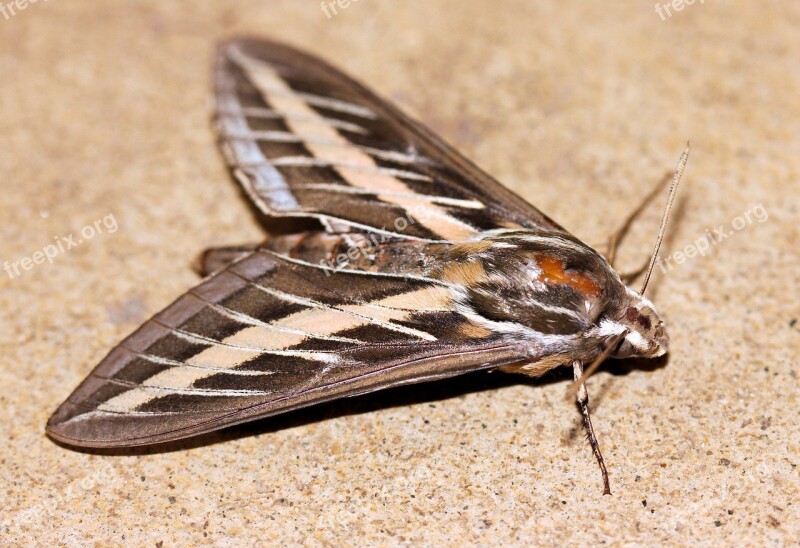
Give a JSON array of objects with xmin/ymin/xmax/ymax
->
[{"xmin": 1, "ymin": 0, "xmax": 798, "ymax": 545}]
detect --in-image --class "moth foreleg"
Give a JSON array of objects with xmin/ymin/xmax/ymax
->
[
  {"xmin": 618, "ymin": 257, "xmax": 651, "ymax": 285},
  {"xmin": 605, "ymin": 171, "xmax": 672, "ymax": 267},
  {"xmin": 572, "ymin": 360, "xmax": 612, "ymax": 495},
  {"xmin": 194, "ymin": 243, "xmax": 261, "ymax": 276}
]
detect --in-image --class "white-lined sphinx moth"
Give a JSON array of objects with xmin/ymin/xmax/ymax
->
[{"xmin": 47, "ymin": 38, "xmax": 686, "ymax": 494}]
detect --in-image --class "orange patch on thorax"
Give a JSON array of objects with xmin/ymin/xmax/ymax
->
[{"xmin": 537, "ymin": 255, "xmax": 601, "ymax": 298}]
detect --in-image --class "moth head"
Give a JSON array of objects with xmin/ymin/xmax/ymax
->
[
  {"xmin": 608, "ymin": 143, "xmax": 688, "ymax": 360},
  {"xmin": 611, "ymin": 292, "xmax": 668, "ymax": 359}
]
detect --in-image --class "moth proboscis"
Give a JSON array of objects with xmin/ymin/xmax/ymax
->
[{"xmin": 46, "ymin": 38, "xmax": 689, "ymax": 495}]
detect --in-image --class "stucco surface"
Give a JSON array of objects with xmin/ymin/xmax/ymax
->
[{"xmin": 0, "ymin": 1, "xmax": 797, "ymax": 545}]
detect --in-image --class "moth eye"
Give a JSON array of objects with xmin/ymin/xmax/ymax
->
[
  {"xmin": 624, "ymin": 307, "xmax": 652, "ymax": 331},
  {"xmin": 612, "ymin": 338, "xmax": 635, "ymax": 359}
]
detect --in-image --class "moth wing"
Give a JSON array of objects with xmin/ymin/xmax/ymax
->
[
  {"xmin": 47, "ymin": 249, "xmax": 527, "ymax": 448},
  {"xmin": 215, "ymin": 38, "xmax": 566, "ymax": 241}
]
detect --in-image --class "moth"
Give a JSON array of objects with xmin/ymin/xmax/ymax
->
[{"xmin": 47, "ymin": 38, "xmax": 687, "ymax": 494}]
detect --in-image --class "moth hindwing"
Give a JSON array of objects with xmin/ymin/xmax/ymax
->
[{"xmin": 48, "ymin": 39, "xmax": 673, "ymax": 494}]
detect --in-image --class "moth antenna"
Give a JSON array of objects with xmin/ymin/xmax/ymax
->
[
  {"xmin": 639, "ymin": 142, "xmax": 690, "ymax": 295},
  {"xmin": 565, "ymin": 330, "xmax": 628, "ymax": 401}
]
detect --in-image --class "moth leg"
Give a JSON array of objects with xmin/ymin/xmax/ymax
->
[
  {"xmin": 194, "ymin": 243, "xmax": 261, "ymax": 276},
  {"xmin": 618, "ymin": 258, "xmax": 651, "ymax": 285},
  {"xmin": 572, "ymin": 359, "xmax": 612, "ymax": 495},
  {"xmin": 605, "ymin": 171, "xmax": 672, "ymax": 267}
]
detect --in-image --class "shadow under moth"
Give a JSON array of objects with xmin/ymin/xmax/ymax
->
[{"xmin": 47, "ymin": 38, "xmax": 688, "ymax": 494}]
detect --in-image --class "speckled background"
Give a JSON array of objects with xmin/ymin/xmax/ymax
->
[{"xmin": 1, "ymin": 1, "xmax": 798, "ymax": 545}]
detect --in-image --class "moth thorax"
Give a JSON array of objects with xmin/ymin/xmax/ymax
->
[{"xmin": 440, "ymin": 234, "xmax": 620, "ymax": 337}]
